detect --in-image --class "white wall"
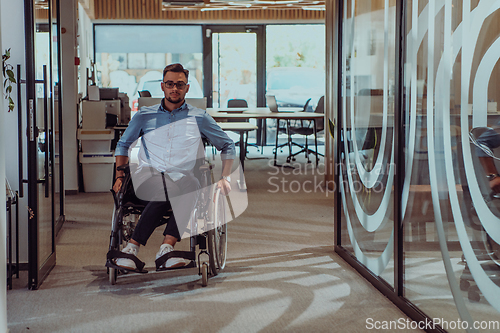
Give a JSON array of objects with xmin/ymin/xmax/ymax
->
[
  {"xmin": 1, "ymin": 0, "xmax": 29, "ymax": 264},
  {"xmin": 78, "ymin": 3, "xmax": 94, "ymax": 98},
  {"xmin": 0, "ymin": 0, "xmax": 8, "ymax": 329},
  {"xmin": 60, "ymin": 0, "xmax": 79, "ymax": 192}
]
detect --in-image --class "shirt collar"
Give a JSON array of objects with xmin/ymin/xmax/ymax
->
[{"xmin": 160, "ymin": 98, "xmax": 189, "ymax": 114}]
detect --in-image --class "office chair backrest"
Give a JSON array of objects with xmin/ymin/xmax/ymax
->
[
  {"xmin": 138, "ymin": 90, "xmax": 151, "ymax": 97},
  {"xmin": 315, "ymin": 96, "xmax": 325, "ymax": 131},
  {"xmin": 302, "ymin": 98, "xmax": 312, "ymax": 112},
  {"xmin": 227, "ymin": 99, "xmax": 248, "ymax": 108}
]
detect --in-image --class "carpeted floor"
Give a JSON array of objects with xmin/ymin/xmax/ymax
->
[{"xmin": 7, "ymin": 148, "xmax": 421, "ymax": 332}]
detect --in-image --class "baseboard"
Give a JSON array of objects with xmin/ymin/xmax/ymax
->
[{"xmin": 65, "ymin": 189, "xmax": 78, "ymax": 195}]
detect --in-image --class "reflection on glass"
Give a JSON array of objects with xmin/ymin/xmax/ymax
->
[
  {"xmin": 35, "ymin": 1, "xmax": 54, "ymax": 270},
  {"xmin": 51, "ymin": 0, "xmax": 62, "ymax": 222},
  {"xmin": 402, "ymin": 0, "xmax": 500, "ymax": 329},
  {"xmin": 340, "ymin": 0, "xmax": 396, "ymax": 287}
]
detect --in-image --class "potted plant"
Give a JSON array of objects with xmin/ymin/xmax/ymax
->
[{"xmin": 2, "ymin": 48, "xmax": 16, "ymax": 112}]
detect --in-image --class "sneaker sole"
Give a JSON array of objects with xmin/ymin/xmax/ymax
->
[
  {"xmin": 165, "ymin": 262, "xmax": 187, "ymax": 269},
  {"xmin": 114, "ymin": 260, "xmax": 136, "ymax": 271}
]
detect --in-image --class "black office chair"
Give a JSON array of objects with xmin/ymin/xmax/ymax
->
[
  {"xmin": 138, "ymin": 90, "xmax": 151, "ymax": 97},
  {"xmin": 275, "ymin": 98, "xmax": 311, "ymax": 159},
  {"xmin": 227, "ymin": 99, "xmax": 259, "ymax": 154},
  {"xmin": 287, "ymin": 96, "xmax": 325, "ymax": 164}
]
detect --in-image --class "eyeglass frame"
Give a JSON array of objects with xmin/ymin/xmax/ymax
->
[{"xmin": 162, "ymin": 80, "xmax": 188, "ymax": 89}]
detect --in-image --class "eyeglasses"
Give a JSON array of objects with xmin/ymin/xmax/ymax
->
[{"xmin": 163, "ymin": 80, "xmax": 188, "ymax": 89}]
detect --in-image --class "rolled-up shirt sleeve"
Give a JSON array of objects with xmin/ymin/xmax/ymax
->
[
  {"xmin": 201, "ymin": 112, "xmax": 236, "ymax": 160},
  {"xmin": 115, "ymin": 113, "xmax": 143, "ymax": 156}
]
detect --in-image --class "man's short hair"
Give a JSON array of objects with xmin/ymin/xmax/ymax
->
[{"xmin": 163, "ymin": 63, "xmax": 189, "ymax": 81}]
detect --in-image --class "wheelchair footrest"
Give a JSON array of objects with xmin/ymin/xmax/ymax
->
[
  {"xmin": 106, "ymin": 250, "xmax": 148, "ymax": 273},
  {"xmin": 156, "ymin": 260, "xmax": 197, "ymax": 272},
  {"xmin": 155, "ymin": 250, "xmax": 196, "ymax": 271}
]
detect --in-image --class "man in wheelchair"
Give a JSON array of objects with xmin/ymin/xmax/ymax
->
[{"xmin": 112, "ymin": 63, "xmax": 235, "ymax": 272}]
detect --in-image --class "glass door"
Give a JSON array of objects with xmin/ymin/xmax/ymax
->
[
  {"xmin": 51, "ymin": 0, "xmax": 64, "ymax": 234},
  {"xmin": 212, "ymin": 31, "xmax": 256, "ymax": 108},
  {"xmin": 338, "ymin": 0, "xmax": 397, "ymax": 286},
  {"xmin": 26, "ymin": 0, "xmax": 58, "ymax": 290},
  {"xmin": 204, "ymin": 25, "xmax": 265, "ymax": 109}
]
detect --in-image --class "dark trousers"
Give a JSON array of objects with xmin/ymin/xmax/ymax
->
[{"xmin": 131, "ymin": 173, "xmax": 200, "ymax": 246}]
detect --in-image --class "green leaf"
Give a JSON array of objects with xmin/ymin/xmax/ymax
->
[
  {"xmin": 8, "ymin": 97, "xmax": 14, "ymax": 111},
  {"xmin": 6, "ymin": 85, "xmax": 12, "ymax": 93},
  {"xmin": 9, "ymin": 77, "xmax": 16, "ymax": 83},
  {"xmin": 7, "ymin": 69, "xmax": 14, "ymax": 79}
]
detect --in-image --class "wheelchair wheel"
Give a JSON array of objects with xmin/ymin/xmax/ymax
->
[{"xmin": 208, "ymin": 188, "xmax": 227, "ymax": 276}]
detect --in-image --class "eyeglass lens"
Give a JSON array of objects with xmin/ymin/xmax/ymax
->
[{"xmin": 164, "ymin": 81, "xmax": 187, "ymax": 89}]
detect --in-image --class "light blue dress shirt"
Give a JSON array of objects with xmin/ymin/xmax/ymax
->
[{"xmin": 115, "ymin": 101, "xmax": 235, "ymax": 183}]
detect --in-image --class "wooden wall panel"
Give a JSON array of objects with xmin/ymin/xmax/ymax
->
[{"xmin": 92, "ymin": 0, "xmax": 325, "ymax": 21}]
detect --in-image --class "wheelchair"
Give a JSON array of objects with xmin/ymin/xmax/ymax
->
[{"xmin": 105, "ymin": 159, "xmax": 228, "ymax": 287}]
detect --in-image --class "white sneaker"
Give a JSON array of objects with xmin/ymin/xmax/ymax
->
[
  {"xmin": 156, "ymin": 244, "xmax": 189, "ymax": 269},
  {"xmin": 115, "ymin": 244, "xmax": 139, "ymax": 270}
]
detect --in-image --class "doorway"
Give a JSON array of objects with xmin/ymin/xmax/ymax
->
[{"xmin": 203, "ymin": 25, "xmax": 265, "ymax": 109}]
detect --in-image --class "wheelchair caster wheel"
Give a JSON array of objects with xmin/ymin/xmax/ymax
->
[
  {"xmin": 109, "ymin": 267, "xmax": 117, "ymax": 285},
  {"xmin": 201, "ymin": 262, "xmax": 209, "ymax": 287}
]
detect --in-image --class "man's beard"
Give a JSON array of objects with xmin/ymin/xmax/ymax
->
[{"xmin": 166, "ymin": 95, "xmax": 184, "ymax": 104}]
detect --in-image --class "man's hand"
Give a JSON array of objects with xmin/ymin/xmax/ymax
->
[
  {"xmin": 217, "ymin": 178, "xmax": 231, "ymax": 196},
  {"xmin": 113, "ymin": 177, "xmax": 124, "ymax": 193},
  {"xmin": 490, "ymin": 177, "xmax": 500, "ymax": 194}
]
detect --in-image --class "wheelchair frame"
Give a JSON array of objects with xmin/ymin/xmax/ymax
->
[{"xmin": 105, "ymin": 161, "xmax": 227, "ymax": 286}]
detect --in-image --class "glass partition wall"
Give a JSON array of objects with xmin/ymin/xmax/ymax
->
[{"xmin": 334, "ymin": 0, "xmax": 500, "ymax": 331}]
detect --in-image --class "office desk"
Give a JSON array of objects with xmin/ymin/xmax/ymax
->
[
  {"xmin": 208, "ymin": 107, "xmax": 284, "ymax": 146},
  {"xmin": 218, "ymin": 122, "xmax": 258, "ymax": 191},
  {"xmin": 211, "ymin": 111, "xmax": 324, "ymax": 167}
]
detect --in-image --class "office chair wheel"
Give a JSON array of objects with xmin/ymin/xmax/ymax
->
[
  {"xmin": 201, "ymin": 262, "xmax": 209, "ymax": 287},
  {"xmin": 208, "ymin": 188, "xmax": 227, "ymax": 276}
]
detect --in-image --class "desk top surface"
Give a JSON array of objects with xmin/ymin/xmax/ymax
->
[
  {"xmin": 208, "ymin": 109, "xmax": 324, "ymax": 120},
  {"xmin": 217, "ymin": 122, "xmax": 258, "ymax": 131}
]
